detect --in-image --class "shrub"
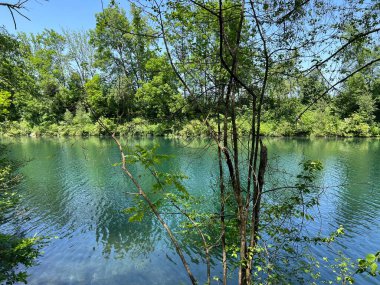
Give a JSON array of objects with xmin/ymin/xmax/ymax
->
[{"xmin": 178, "ymin": 119, "xmax": 209, "ymax": 137}]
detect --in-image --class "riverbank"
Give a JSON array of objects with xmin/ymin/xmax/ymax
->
[{"xmin": 1, "ymin": 115, "xmax": 380, "ymax": 138}]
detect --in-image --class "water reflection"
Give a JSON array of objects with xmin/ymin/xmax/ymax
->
[{"xmin": 1, "ymin": 137, "xmax": 380, "ymax": 284}]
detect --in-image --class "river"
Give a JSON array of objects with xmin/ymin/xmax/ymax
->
[{"xmin": 2, "ymin": 137, "xmax": 380, "ymax": 284}]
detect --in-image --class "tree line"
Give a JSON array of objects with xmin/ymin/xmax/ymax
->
[
  {"xmin": 1, "ymin": 0, "xmax": 380, "ymax": 284},
  {"xmin": 105, "ymin": 1, "xmax": 380, "ymax": 284},
  {"xmin": 0, "ymin": 2, "xmax": 379, "ymax": 137}
]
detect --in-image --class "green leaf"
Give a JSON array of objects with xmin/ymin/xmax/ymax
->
[
  {"xmin": 128, "ymin": 212, "xmax": 144, "ymax": 222},
  {"xmin": 370, "ymin": 262, "xmax": 378, "ymax": 275},
  {"xmin": 358, "ymin": 259, "xmax": 366, "ymax": 267},
  {"xmin": 366, "ymin": 254, "xmax": 376, "ymax": 263}
]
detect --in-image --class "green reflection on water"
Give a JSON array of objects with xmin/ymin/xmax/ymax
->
[{"xmin": 2, "ymin": 137, "xmax": 380, "ymax": 284}]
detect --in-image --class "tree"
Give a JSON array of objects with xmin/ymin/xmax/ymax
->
[
  {"xmin": 0, "ymin": 90, "xmax": 11, "ymax": 120},
  {"xmin": 90, "ymin": 4, "xmax": 155, "ymax": 89},
  {"xmin": 110, "ymin": 1, "xmax": 380, "ymax": 284},
  {"xmin": 90, "ymin": 3, "xmax": 160, "ymax": 121},
  {"xmin": 135, "ymin": 56, "xmax": 185, "ymax": 121},
  {"xmin": 334, "ymin": 36, "xmax": 380, "ymax": 123},
  {"xmin": 13, "ymin": 29, "xmax": 70, "ymax": 123},
  {"xmin": 63, "ymin": 30, "xmax": 96, "ymax": 85},
  {"xmin": 335, "ymin": 73, "xmax": 377, "ymax": 123},
  {"xmin": 85, "ymin": 74, "xmax": 107, "ymax": 118},
  {"xmin": 0, "ymin": 27, "xmax": 36, "ymax": 122}
]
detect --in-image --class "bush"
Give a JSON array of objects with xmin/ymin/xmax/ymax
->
[
  {"xmin": 0, "ymin": 109, "xmax": 379, "ymax": 138},
  {"xmin": 274, "ymin": 120, "xmax": 296, "ymax": 136},
  {"xmin": 370, "ymin": 125, "xmax": 380, "ymax": 136},
  {"xmin": 337, "ymin": 113, "xmax": 372, "ymax": 137},
  {"xmin": 63, "ymin": 109, "xmax": 73, "ymax": 125},
  {"xmin": 178, "ymin": 119, "xmax": 209, "ymax": 137},
  {"xmin": 114, "ymin": 118, "xmax": 167, "ymax": 136},
  {"xmin": 72, "ymin": 105, "xmax": 92, "ymax": 125},
  {"xmin": 94, "ymin": 117, "xmax": 117, "ymax": 135},
  {"xmin": 260, "ymin": 122, "xmax": 276, "ymax": 136},
  {"xmin": 1, "ymin": 121, "xmax": 32, "ymax": 136}
]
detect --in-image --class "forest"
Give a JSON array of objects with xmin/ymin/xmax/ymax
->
[
  {"xmin": 0, "ymin": 2, "xmax": 379, "ymax": 138},
  {"xmin": 1, "ymin": 0, "xmax": 380, "ymax": 285}
]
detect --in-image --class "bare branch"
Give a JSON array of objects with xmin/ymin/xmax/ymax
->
[
  {"xmin": 303, "ymin": 28, "xmax": 380, "ymax": 74},
  {"xmin": 0, "ymin": 0, "xmax": 33, "ymax": 29},
  {"xmin": 276, "ymin": 0, "xmax": 311, "ymax": 24},
  {"xmin": 297, "ymin": 57, "xmax": 380, "ymax": 120}
]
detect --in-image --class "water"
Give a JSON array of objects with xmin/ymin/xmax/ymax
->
[{"xmin": 2, "ymin": 137, "xmax": 380, "ymax": 284}]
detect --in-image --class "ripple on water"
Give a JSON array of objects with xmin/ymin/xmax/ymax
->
[{"xmin": 4, "ymin": 137, "xmax": 380, "ymax": 284}]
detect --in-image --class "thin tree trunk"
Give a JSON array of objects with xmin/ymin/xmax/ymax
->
[
  {"xmin": 111, "ymin": 134, "xmax": 197, "ymax": 285},
  {"xmin": 249, "ymin": 141, "xmax": 268, "ymax": 258},
  {"xmin": 218, "ymin": 111, "xmax": 227, "ymax": 285}
]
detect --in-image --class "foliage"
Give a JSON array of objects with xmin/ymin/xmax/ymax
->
[
  {"xmin": 357, "ymin": 252, "xmax": 380, "ymax": 277},
  {"xmin": 85, "ymin": 74, "xmax": 107, "ymax": 117},
  {"xmin": 0, "ymin": 145, "xmax": 41, "ymax": 284},
  {"xmin": 0, "ymin": 147, "xmax": 21, "ymax": 220},
  {"xmin": 118, "ymin": 142, "xmax": 377, "ymax": 284},
  {"xmin": 0, "ymin": 91, "xmax": 11, "ymax": 119},
  {"xmin": 0, "ymin": 234, "xmax": 41, "ymax": 285},
  {"xmin": 1, "ymin": 0, "xmax": 380, "ymax": 284},
  {"xmin": 0, "ymin": 18, "xmax": 379, "ymax": 137}
]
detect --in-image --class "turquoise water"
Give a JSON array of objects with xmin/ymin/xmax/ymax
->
[{"xmin": 3, "ymin": 137, "xmax": 380, "ymax": 284}]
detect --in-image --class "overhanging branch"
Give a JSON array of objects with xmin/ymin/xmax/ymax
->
[
  {"xmin": 297, "ymin": 57, "xmax": 380, "ymax": 120},
  {"xmin": 0, "ymin": 0, "xmax": 31, "ymax": 29}
]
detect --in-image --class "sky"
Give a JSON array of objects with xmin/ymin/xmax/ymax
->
[{"xmin": 0, "ymin": 0, "xmax": 123, "ymax": 34}]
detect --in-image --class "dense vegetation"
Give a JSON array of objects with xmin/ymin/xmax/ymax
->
[
  {"xmin": 1, "ymin": 0, "xmax": 380, "ymax": 284},
  {"xmin": 0, "ymin": 3, "xmax": 379, "ymax": 138},
  {"xmin": 0, "ymin": 145, "xmax": 40, "ymax": 284}
]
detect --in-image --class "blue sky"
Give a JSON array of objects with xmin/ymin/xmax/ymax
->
[{"xmin": 0, "ymin": 0, "xmax": 125, "ymax": 34}]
